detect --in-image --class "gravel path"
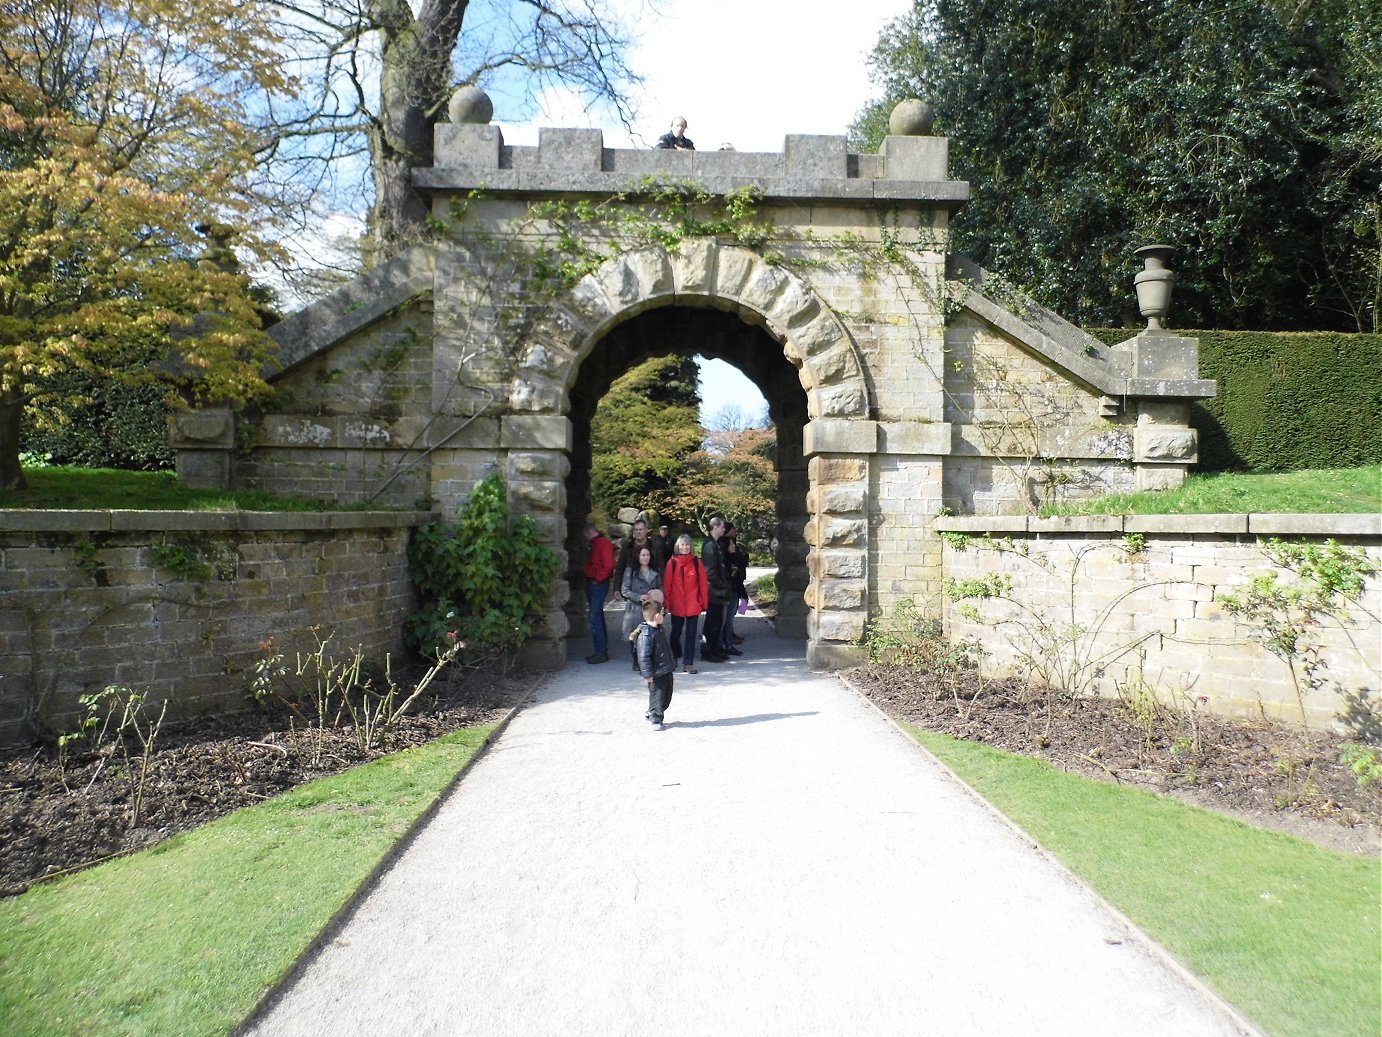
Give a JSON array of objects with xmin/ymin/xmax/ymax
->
[{"xmin": 240, "ymin": 606, "xmax": 1260, "ymax": 1037}]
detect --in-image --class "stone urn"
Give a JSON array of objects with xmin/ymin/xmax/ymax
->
[{"xmin": 1133, "ymin": 245, "xmax": 1175, "ymax": 330}]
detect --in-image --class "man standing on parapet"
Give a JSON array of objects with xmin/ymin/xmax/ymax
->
[
  {"xmin": 656, "ymin": 116, "xmax": 694, "ymax": 150},
  {"xmin": 583, "ymin": 523, "xmax": 615, "ymax": 664}
]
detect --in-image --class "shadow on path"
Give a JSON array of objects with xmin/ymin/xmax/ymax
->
[{"xmin": 665, "ymin": 711, "xmax": 818, "ymax": 730}]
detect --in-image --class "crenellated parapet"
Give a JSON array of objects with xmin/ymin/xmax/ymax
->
[{"xmin": 417, "ymin": 125, "xmax": 970, "ymax": 208}]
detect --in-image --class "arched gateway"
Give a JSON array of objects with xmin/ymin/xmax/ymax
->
[{"xmin": 173, "ymin": 101, "xmax": 1211, "ymax": 669}]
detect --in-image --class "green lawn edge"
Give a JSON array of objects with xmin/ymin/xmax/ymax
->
[
  {"xmin": 906, "ymin": 725, "xmax": 1381, "ymax": 1037},
  {"xmin": 0, "ymin": 721, "xmax": 502, "ymax": 1037},
  {"xmin": 1040, "ymin": 464, "xmax": 1381, "ymax": 516}
]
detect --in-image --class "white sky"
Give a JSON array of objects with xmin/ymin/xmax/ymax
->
[
  {"xmin": 502, "ymin": 0, "xmax": 910, "ymax": 152},
  {"xmin": 499, "ymin": 0, "xmax": 913, "ymax": 424}
]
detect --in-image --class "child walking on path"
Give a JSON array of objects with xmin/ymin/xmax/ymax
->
[{"xmin": 634, "ymin": 599, "xmax": 675, "ymax": 729}]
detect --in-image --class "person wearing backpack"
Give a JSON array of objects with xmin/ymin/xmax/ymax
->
[
  {"xmin": 699, "ymin": 517, "xmax": 732, "ymax": 663},
  {"xmin": 662, "ymin": 533, "xmax": 708, "ymax": 673}
]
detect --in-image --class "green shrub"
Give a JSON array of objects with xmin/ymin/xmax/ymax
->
[
  {"xmin": 405, "ymin": 473, "xmax": 560, "ymax": 666},
  {"xmin": 21, "ymin": 376, "xmax": 175, "ymax": 470}
]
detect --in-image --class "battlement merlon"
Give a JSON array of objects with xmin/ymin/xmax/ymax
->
[{"xmin": 415, "ymin": 125, "xmax": 971, "ymax": 208}]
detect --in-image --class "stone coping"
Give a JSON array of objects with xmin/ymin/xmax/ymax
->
[
  {"xmin": 0, "ymin": 510, "xmax": 436, "ymax": 533},
  {"xmin": 935, "ymin": 513, "xmax": 1382, "ymax": 537}
]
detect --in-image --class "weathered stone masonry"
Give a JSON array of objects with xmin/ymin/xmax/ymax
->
[
  {"xmin": 0, "ymin": 511, "xmax": 423, "ymax": 745},
  {"xmin": 175, "ymin": 105, "xmax": 1211, "ymax": 671},
  {"xmin": 937, "ymin": 513, "xmax": 1381, "ymax": 729}
]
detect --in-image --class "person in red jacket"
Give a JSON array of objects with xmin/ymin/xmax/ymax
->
[
  {"xmin": 582, "ymin": 522, "xmax": 615, "ymax": 663},
  {"xmin": 662, "ymin": 533, "xmax": 708, "ymax": 673}
]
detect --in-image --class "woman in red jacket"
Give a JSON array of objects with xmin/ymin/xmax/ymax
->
[{"xmin": 662, "ymin": 533, "xmax": 708, "ymax": 673}]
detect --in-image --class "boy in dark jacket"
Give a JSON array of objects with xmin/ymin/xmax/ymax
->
[{"xmin": 634, "ymin": 597, "xmax": 676, "ymax": 729}]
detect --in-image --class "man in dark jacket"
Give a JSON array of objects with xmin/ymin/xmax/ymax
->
[
  {"xmin": 655, "ymin": 116, "xmax": 694, "ymax": 150},
  {"xmin": 656, "ymin": 523, "xmax": 677, "ymax": 564},
  {"xmin": 699, "ymin": 517, "xmax": 731, "ymax": 662}
]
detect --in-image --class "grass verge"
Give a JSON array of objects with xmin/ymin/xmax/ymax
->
[
  {"xmin": 0, "ymin": 466, "xmax": 389, "ymax": 511},
  {"xmin": 747, "ymin": 572, "xmax": 778, "ymax": 609},
  {"xmin": 0, "ymin": 722, "xmax": 500, "ymax": 1037},
  {"xmin": 907, "ymin": 726, "xmax": 1380, "ymax": 1037},
  {"xmin": 1041, "ymin": 464, "xmax": 1381, "ymax": 516}
]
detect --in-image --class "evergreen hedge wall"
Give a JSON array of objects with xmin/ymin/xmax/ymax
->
[{"xmin": 1087, "ymin": 329, "xmax": 1382, "ymax": 472}]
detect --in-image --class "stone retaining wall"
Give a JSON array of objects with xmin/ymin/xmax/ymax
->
[
  {"xmin": 934, "ymin": 514, "xmax": 1381, "ymax": 731},
  {"xmin": 0, "ymin": 511, "xmax": 429, "ymax": 746}
]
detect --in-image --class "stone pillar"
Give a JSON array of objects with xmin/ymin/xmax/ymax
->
[
  {"xmin": 502, "ymin": 415, "xmax": 572, "ymax": 667},
  {"xmin": 1133, "ymin": 400, "xmax": 1198, "ymax": 491},
  {"xmin": 169, "ymin": 406, "xmax": 235, "ymax": 489},
  {"xmin": 803, "ymin": 419, "xmax": 876, "ymax": 668},
  {"xmin": 1123, "ymin": 330, "xmax": 1204, "ymax": 491}
]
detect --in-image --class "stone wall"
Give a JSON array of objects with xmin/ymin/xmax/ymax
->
[
  {"xmin": 0, "ymin": 511, "xmax": 427, "ymax": 746},
  {"xmin": 933, "ymin": 514, "xmax": 1381, "ymax": 730}
]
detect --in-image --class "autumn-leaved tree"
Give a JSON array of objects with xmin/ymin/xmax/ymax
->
[
  {"xmin": 0, "ymin": 0, "xmax": 286, "ymax": 490},
  {"xmin": 672, "ymin": 421, "xmax": 777, "ymax": 543}
]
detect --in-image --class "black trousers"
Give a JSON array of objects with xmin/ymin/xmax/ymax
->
[
  {"xmin": 647, "ymin": 672, "xmax": 674, "ymax": 721},
  {"xmin": 702, "ymin": 602, "xmax": 726, "ymax": 656}
]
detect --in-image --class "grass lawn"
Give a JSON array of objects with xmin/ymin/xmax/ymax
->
[
  {"xmin": 0, "ymin": 722, "xmax": 500, "ymax": 1037},
  {"xmin": 1042, "ymin": 464, "xmax": 1381, "ymax": 516},
  {"xmin": 908, "ymin": 726, "xmax": 1381, "ymax": 1037},
  {"xmin": 0, "ymin": 466, "xmax": 386, "ymax": 511}
]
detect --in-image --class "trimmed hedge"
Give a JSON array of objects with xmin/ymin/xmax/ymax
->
[{"xmin": 1088, "ymin": 329, "xmax": 1382, "ymax": 472}]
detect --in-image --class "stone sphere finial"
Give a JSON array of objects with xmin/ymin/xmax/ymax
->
[
  {"xmin": 888, "ymin": 99, "xmax": 934, "ymax": 136},
  {"xmin": 448, "ymin": 85, "xmax": 493, "ymax": 125}
]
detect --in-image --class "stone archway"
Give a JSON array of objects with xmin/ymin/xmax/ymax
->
[
  {"xmin": 205, "ymin": 114, "xmax": 1213, "ymax": 674},
  {"xmin": 507, "ymin": 243, "xmax": 876, "ymax": 659}
]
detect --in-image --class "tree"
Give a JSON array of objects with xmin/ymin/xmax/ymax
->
[
  {"xmin": 589, "ymin": 354, "xmax": 702, "ymax": 522},
  {"xmin": 671, "ymin": 423, "xmax": 777, "ymax": 543},
  {"xmin": 251, "ymin": 0, "xmax": 641, "ymax": 265},
  {"xmin": 0, "ymin": 0, "xmax": 287, "ymax": 489},
  {"xmin": 854, "ymin": 0, "xmax": 1381, "ymax": 331},
  {"xmin": 703, "ymin": 401, "xmax": 770, "ymax": 450}
]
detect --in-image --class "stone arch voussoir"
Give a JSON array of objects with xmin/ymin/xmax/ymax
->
[{"xmin": 511, "ymin": 241, "xmax": 871, "ymax": 421}]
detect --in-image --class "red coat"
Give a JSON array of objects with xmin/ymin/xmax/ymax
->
[
  {"xmin": 583, "ymin": 534, "xmax": 614, "ymax": 583},
  {"xmin": 663, "ymin": 553, "xmax": 708, "ymax": 618}
]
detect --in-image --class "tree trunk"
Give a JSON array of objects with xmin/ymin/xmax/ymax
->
[
  {"xmin": 0, "ymin": 390, "xmax": 28, "ymax": 492},
  {"xmin": 368, "ymin": 0, "xmax": 469, "ymax": 260}
]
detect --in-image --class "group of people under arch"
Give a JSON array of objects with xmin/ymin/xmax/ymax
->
[{"xmin": 581, "ymin": 516, "xmax": 749, "ymax": 674}]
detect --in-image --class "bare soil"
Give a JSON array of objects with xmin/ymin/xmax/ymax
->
[
  {"xmin": 3, "ymin": 655, "xmax": 1378, "ymax": 899},
  {"xmin": 846, "ymin": 662, "xmax": 1382, "ymax": 858},
  {"xmin": 0, "ymin": 668, "xmax": 532, "ymax": 897}
]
